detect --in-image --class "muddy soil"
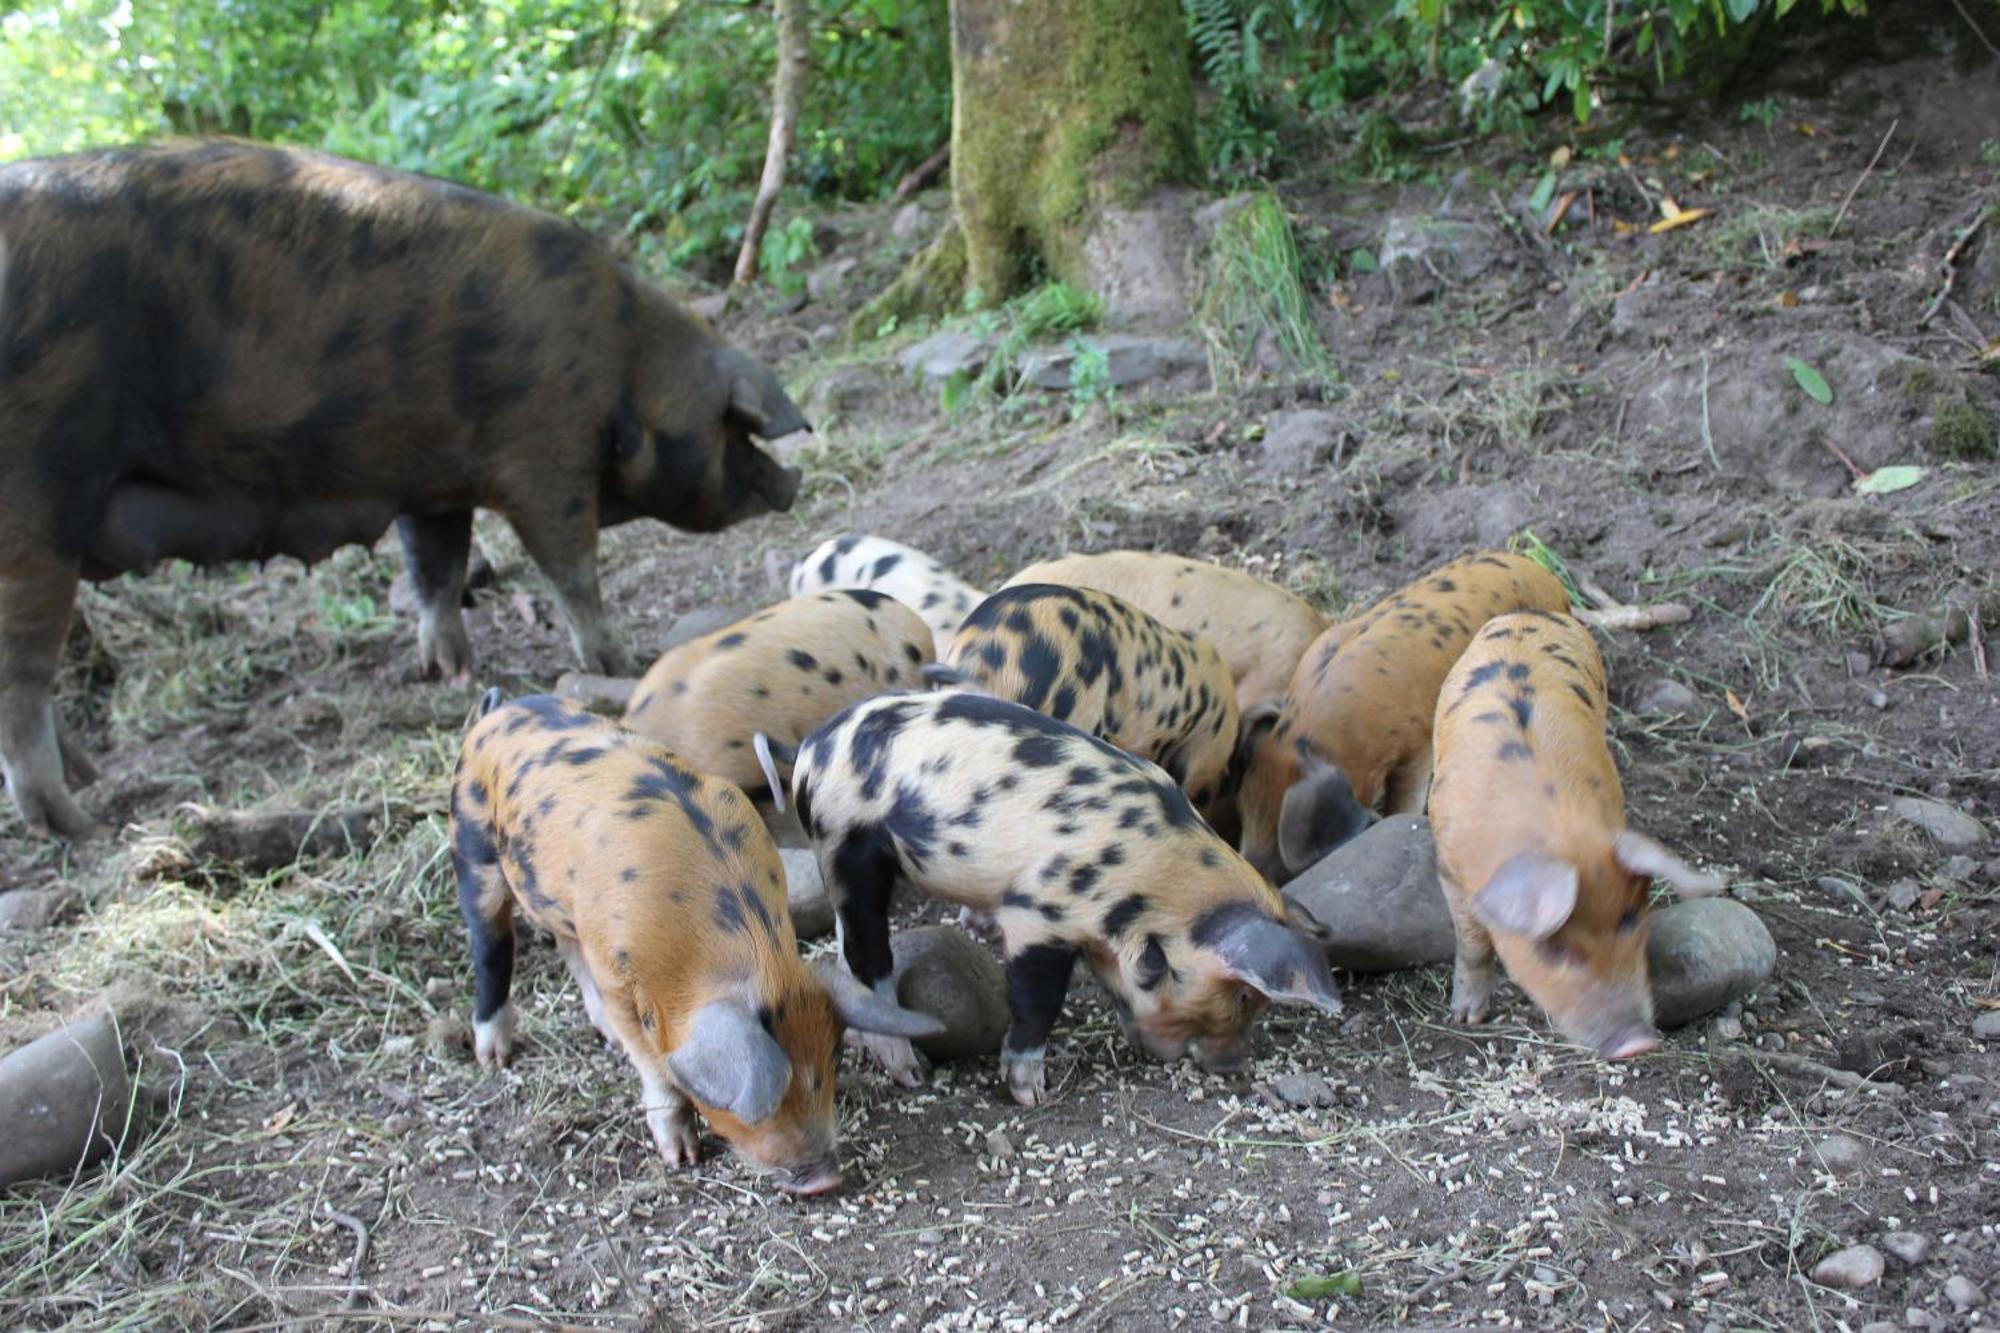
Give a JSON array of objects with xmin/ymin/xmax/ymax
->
[{"xmin": 3, "ymin": 19, "xmax": 1997, "ymax": 1333}]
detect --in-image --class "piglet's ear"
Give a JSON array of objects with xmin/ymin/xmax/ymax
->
[
  {"xmin": 667, "ymin": 1001, "xmax": 792, "ymax": 1125},
  {"xmin": 1204, "ymin": 908, "xmax": 1343, "ymax": 1014},
  {"xmin": 814, "ymin": 962, "xmax": 945, "ymax": 1039},
  {"xmin": 1472, "ymin": 852, "xmax": 1578, "ymax": 940},
  {"xmin": 1278, "ymin": 756, "xmax": 1374, "ymax": 879},
  {"xmin": 1613, "ymin": 831, "xmax": 1726, "ymax": 897}
]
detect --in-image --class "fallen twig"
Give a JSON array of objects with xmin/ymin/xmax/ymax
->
[
  {"xmin": 892, "ymin": 142, "xmax": 951, "ymax": 202},
  {"xmin": 1829, "ymin": 118, "xmax": 1897, "ymax": 238},
  {"xmin": 1947, "ymin": 0, "xmax": 2000, "ymax": 58},
  {"xmin": 324, "ymin": 1203, "xmax": 370, "ymax": 1310},
  {"xmin": 1743, "ymin": 1048, "xmax": 1907, "ymax": 1098},
  {"xmin": 1875, "ymin": 586, "xmax": 2000, "ymax": 667},
  {"xmin": 1570, "ymin": 572, "xmax": 1693, "ymax": 632},
  {"xmin": 1919, "ymin": 206, "xmax": 1989, "ymax": 328}
]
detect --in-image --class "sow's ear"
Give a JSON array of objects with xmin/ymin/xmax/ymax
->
[
  {"xmin": 1613, "ymin": 830, "xmax": 1726, "ymax": 897},
  {"xmin": 666, "ymin": 1000, "xmax": 793, "ymax": 1124},
  {"xmin": 814, "ymin": 962, "xmax": 946, "ymax": 1039},
  {"xmin": 1277, "ymin": 753, "xmax": 1374, "ymax": 878},
  {"xmin": 1472, "ymin": 851, "xmax": 1579, "ymax": 940},
  {"xmin": 716, "ymin": 346, "xmax": 811, "ymax": 439},
  {"xmin": 1197, "ymin": 903, "xmax": 1343, "ymax": 1014}
]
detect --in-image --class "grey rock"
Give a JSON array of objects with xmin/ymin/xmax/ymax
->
[
  {"xmin": 1905, "ymin": 1308, "xmax": 1932, "ymax": 1329},
  {"xmin": 1891, "ymin": 797, "xmax": 1989, "ymax": 850},
  {"xmin": 1973, "ymin": 1011, "xmax": 2000, "ymax": 1040},
  {"xmin": 1633, "ymin": 677, "xmax": 1706, "ymax": 717},
  {"xmin": 983, "ymin": 1129, "xmax": 1015, "ymax": 1159},
  {"xmin": 891, "ymin": 927, "xmax": 1008, "ymax": 1061},
  {"xmin": 0, "ymin": 1013, "xmax": 134, "ymax": 1187},
  {"xmin": 805, "ymin": 257, "xmax": 859, "ymax": 304},
  {"xmin": 1271, "ymin": 1072, "xmax": 1337, "ymax": 1108},
  {"xmin": 781, "ymin": 848, "xmax": 834, "ymax": 941},
  {"xmin": 1817, "ymin": 875, "xmax": 1871, "ymax": 909},
  {"xmin": 1079, "ymin": 189, "xmax": 1198, "ymax": 330},
  {"xmin": 1883, "ymin": 878, "xmax": 1922, "ymax": 912},
  {"xmin": 916, "ymin": 1228, "xmax": 944, "ymax": 1246},
  {"xmin": 898, "ymin": 331, "xmax": 990, "ymax": 383},
  {"xmin": 687, "ymin": 292, "xmax": 731, "ymax": 322},
  {"xmin": 891, "ymin": 203, "xmax": 930, "ymax": 244},
  {"xmin": 1759, "ymin": 1032, "xmax": 1787, "ymax": 1052},
  {"xmin": 1812, "ymin": 1244, "xmax": 1885, "ymax": 1290},
  {"xmin": 0, "ymin": 886, "xmax": 79, "ymax": 932},
  {"xmin": 1860, "ymin": 1323, "xmax": 1898, "ymax": 1333},
  {"xmin": 660, "ymin": 605, "xmax": 743, "ymax": 652},
  {"xmin": 1260, "ymin": 410, "xmax": 1343, "ymax": 474},
  {"xmin": 1814, "ymin": 1134, "xmax": 1869, "ymax": 1173},
  {"xmin": 1940, "ymin": 854, "xmax": 1977, "ymax": 884},
  {"xmin": 1709, "ymin": 1015, "xmax": 1744, "ymax": 1043},
  {"xmin": 1379, "ymin": 214, "xmax": 1508, "ymax": 305},
  {"xmin": 806, "ymin": 365, "xmax": 888, "ymax": 420},
  {"xmin": 1647, "ymin": 899, "xmax": 1778, "ymax": 1028},
  {"xmin": 1882, "ymin": 1232, "xmax": 1932, "ymax": 1265},
  {"xmin": 1282, "ymin": 815, "xmax": 1455, "ymax": 973},
  {"xmin": 1944, "ymin": 1275, "xmax": 1982, "ymax": 1312},
  {"xmin": 1016, "ymin": 335, "xmax": 1208, "ymax": 391}
]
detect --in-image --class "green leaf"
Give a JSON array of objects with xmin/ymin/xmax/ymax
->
[
  {"xmin": 1784, "ymin": 356, "xmax": 1834, "ymax": 404},
  {"xmin": 1854, "ymin": 465, "xmax": 1926, "ymax": 495},
  {"xmin": 1528, "ymin": 170, "xmax": 1558, "ymax": 213},
  {"xmin": 1349, "ymin": 247, "xmax": 1379, "ymax": 274},
  {"xmin": 1286, "ymin": 1272, "xmax": 1363, "ymax": 1301},
  {"xmin": 1726, "ymin": 0, "xmax": 1760, "ymax": 20},
  {"xmin": 939, "ymin": 368, "xmax": 972, "ymax": 414}
]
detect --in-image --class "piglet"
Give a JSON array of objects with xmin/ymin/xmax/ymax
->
[
  {"xmin": 451, "ymin": 690, "xmax": 939, "ymax": 1192},
  {"xmin": 789, "ymin": 534, "xmax": 987, "ymax": 659},
  {"xmin": 1428, "ymin": 612, "xmax": 1723, "ymax": 1058}
]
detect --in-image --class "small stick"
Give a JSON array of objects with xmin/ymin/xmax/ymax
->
[
  {"xmin": 1821, "ymin": 437, "xmax": 1867, "ymax": 482},
  {"xmin": 1745, "ymin": 1048, "xmax": 1907, "ymax": 1097},
  {"xmin": 1919, "ymin": 208, "xmax": 1988, "ymax": 328},
  {"xmin": 1576, "ymin": 603, "xmax": 1693, "ymax": 631},
  {"xmin": 324, "ymin": 1203, "xmax": 370, "ymax": 1310},
  {"xmin": 1966, "ymin": 595, "xmax": 1991, "ymax": 680},
  {"xmin": 1948, "ymin": 0, "xmax": 2000, "ymax": 58},
  {"xmin": 1830, "ymin": 118, "xmax": 1897, "ymax": 237}
]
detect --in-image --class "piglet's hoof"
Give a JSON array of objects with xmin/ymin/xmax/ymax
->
[
  {"xmin": 1001, "ymin": 1047, "xmax": 1050, "ymax": 1107},
  {"xmin": 649, "ymin": 1106, "xmax": 703, "ymax": 1167},
  {"xmin": 848, "ymin": 1030, "xmax": 929, "ymax": 1087}
]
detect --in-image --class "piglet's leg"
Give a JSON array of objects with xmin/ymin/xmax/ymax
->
[
  {"xmin": 452, "ymin": 817, "xmax": 518, "ymax": 1068},
  {"xmin": 600, "ymin": 998, "xmax": 704, "ymax": 1167},
  {"xmin": 558, "ymin": 937, "xmax": 617, "ymax": 1046},
  {"xmin": 827, "ymin": 827, "xmax": 926, "ymax": 1086},
  {"xmin": 506, "ymin": 505, "xmax": 630, "ymax": 676},
  {"xmin": 0, "ymin": 568, "xmax": 101, "ymax": 841},
  {"xmin": 395, "ymin": 513, "xmax": 474, "ymax": 683},
  {"xmin": 1444, "ymin": 875, "xmax": 1497, "ymax": 1026},
  {"xmin": 1000, "ymin": 944, "xmax": 1079, "ymax": 1107}
]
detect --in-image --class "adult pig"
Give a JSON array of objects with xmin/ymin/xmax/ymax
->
[{"xmin": 0, "ymin": 141, "xmax": 808, "ymax": 839}]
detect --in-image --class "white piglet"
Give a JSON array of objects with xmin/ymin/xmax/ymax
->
[{"xmin": 789, "ymin": 534, "xmax": 987, "ymax": 659}]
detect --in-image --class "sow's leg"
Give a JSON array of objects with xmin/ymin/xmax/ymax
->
[
  {"xmin": 395, "ymin": 512, "xmax": 474, "ymax": 682},
  {"xmin": 0, "ymin": 566, "xmax": 101, "ymax": 840},
  {"xmin": 507, "ymin": 504, "xmax": 630, "ymax": 676}
]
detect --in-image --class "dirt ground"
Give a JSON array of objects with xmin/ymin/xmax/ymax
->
[{"xmin": 3, "ymin": 17, "xmax": 1998, "ymax": 1332}]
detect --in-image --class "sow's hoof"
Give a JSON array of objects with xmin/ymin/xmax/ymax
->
[
  {"xmin": 1647, "ymin": 898, "xmax": 1776, "ymax": 1028},
  {"xmin": 1282, "ymin": 815, "xmax": 1455, "ymax": 972},
  {"xmin": 891, "ymin": 926, "xmax": 1008, "ymax": 1061},
  {"xmin": 0, "ymin": 1012, "xmax": 134, "ymax": 1187}
]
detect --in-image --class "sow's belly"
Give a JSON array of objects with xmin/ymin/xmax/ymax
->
[{"xmin": 84, "ymin": 478, "xmax": 404, "ymax": 579}]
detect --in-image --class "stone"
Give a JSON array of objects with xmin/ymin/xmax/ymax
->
[
  {"xmin": 805, "ymin": 256, "xmax": 859, "ymax": 303},
  {"xmin": 552, "ymin": 672, "xmax": 635, "ymax": 714},
  {"xmin": 1271, "ymin": 1072, "xmax": 1337, "ymax": 1109},
  {"xmin": 1632, "ymin": 677, "xmax": 1706, "ymax": 717},
  {"xmin": 1817, "ymin": 876, "xmax": 1870, "ymax": 909},
  {"xmin": 0, "ymin": 886, "xmax": 79, "ymax": 932},
  {"xmin": 660, "ymin": 605, "xmax": 743, "ymax": 653},
  {"xmin": 1379, "ymin": 214, "xmax": 1508, "ymax": 305},
  {"xmin": 1882, "ymin": 878, "xmax": 1921, "ymax": 912},
  {"xmin": 1813, "ymin": 1134, "xmax": 1869, "ymax": 1173},
  {"xmin": 1079, "ymin": 188, "xmax": 1199, "ymax": 330},
  {"xmin": 983, "ymin": 1129, "xmax": 1015, "ymax": 1159},
  {"xmin": 1709, "ymin": 1015, "xmax": 1744, "ymax": 1043},
  {"xmin": 0, "ymin": 1013, "xmax": 134, "ymax": 1187},
  {"xmin": 1812, "ymin": 1244, "xmax": 1885, "ymax": 1290},
  {"xmin": 891, "ymin": 927, "xmax": 1008, "ymax": 1062},
  {"xmin": 1944, "ymin": 1275, "xmax": 1982, "ymax": 1312},
  {"xmin": 1940, "ymin": 854, "xmax": 1978, "ymax": 884},
  {"xmin": 1890, "ymin": 797, "xmax": 1989, "ymax": 851},
  {"xmin": 806, "ymin": 365, "xmax": 888, "ymax": 420},
  {"xmin": 687, "ymin": 292, "xmax": 731, "ymax": 322},
  {"xmin": 1281, "ymin": 815, "xmax": 1455, "ymax": 973},
  {"xmin": 780, "ymin": 847, "xmax": 834, "ymax": 941},
  {"xmin": 1260, "ymin": 410, "xmax": 1343, "ymax": 474},
  {"xmin": 1972, "ymin": 1011, "xmax": 2000, "ymax": 1040},
  {"xmin": 425, "ymin": 1012, "xmax": 470, "ymax": 1060},
  {"xmin": 891, "ymin": 203, "xmax": 930, "ymax": 244},
  {"xmin": 1016, "ymin": 335, "xmax": 1208, "ymax": 392},
  {"xmin": 1882, "ymin": 1232, "xmax": 1932, "ymax": 1265},
  {"xmin": 1860, "ymin": 1324, "xmax": 1899, "ymax": 1333},
  {"xmin": 898, "ymin": 331, "xmax": 990, "ymax": 384},
  {"xmin": 1647, "ymin": 899, "xmax": 1778, "ymax": 1028}
]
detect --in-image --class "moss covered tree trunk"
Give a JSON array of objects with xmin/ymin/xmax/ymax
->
[
  {"xmin": 951, "ymin": 0, "xmax": 1196, "ymax": 302},
  {"xmin": 859, "ymin": 0, "xmax": 1196, "ymax": 332}
]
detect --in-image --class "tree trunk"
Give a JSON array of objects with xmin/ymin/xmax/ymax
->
[
  {"xmin": 952, "ymin": 0, "xmax": 1196, "ymax": 302},
  {"xmin": 734, "ymin": 0, "xmax": 810, "ymax": 287}
]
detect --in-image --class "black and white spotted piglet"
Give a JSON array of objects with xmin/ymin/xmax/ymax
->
[{"xmin": 761, "ymin": 691, "xmax": 1341, "ymax": 1106}]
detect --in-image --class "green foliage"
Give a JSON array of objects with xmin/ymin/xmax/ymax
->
[
  {"xmin": 1010, "ymin": 282, "xmax": 1106, "ymax": 339},
  {"xmin": 759, "ymin": 216, "xmax": 819, "ymax": 293},
  {"xmin": 1065, "ymin": 337, "xmax": 1117, "ymax": 419},
  {"xmin": 1196, "ymin": 192, "xmax": 1332, "ymax": 385},
  {"xmin": 1, "ymin": 0, "xmax": 950, "ymax": 272}
]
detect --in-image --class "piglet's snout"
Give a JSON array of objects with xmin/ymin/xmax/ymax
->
[
  {"xmin": 779, "ymin": 1158, "xmax": 843, "ymax": 1196},
  {"xmin": 1600, "ymin": 1025, "xmax": 1661, "ymax": 1061}
]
